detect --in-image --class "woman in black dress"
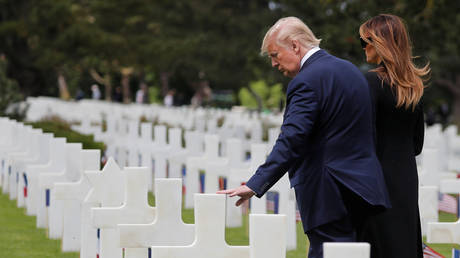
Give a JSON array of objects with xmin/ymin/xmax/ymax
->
[{"xmin": 359, "ymin": 14, "xmax": 430, "ymax": 258}]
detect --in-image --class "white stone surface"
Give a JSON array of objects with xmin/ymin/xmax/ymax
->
[
  {"xmin": 323, "ymin": 243, "xmax": 370, "ymax": 258},
  {"xmin": 15, "ymin": 132, "xmax": 52, "ymax": 208},
  {"xmin": 85, "ymin": 158, "xmax": 125, "ymax": 258},
  {"xmin": 31, "ymin": 137, "xmax": 67, "ymax": 227},
  {"xmin": 184, "ymin": 134, "xmax": 220, "ymax": 208},
  {"xmin": 428, "ymin": 220, "xmax": 460, "ymax": 244},
  {"xmin": 92, "ymin": 167, "xmax": 155, "ymax": 257},
  {"xmin": 419, "ymin": 186, "xmax": 438, "ymax": 236},
  {"xmin": 54, "ymin": 149, "xmax": 101, "ymax": 252},
  {"xmin": 39, "ymin": 143, "xmax": 83, "ymax": 239},
  {"xmin": 249, "ymin": 214, "xmax": 286, "ymax": 258},
  {"xmin": 150, "ymin": 194, "xmax": 250, "ymax": 258},
  {"xmin": 118, "ymin": 178, "xmax": 194, "ymax": 248}
]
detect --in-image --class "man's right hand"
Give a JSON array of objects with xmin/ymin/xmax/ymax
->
[{"xmin": 216, "ymin": 185, "xmax": 255, "ymax": 206}]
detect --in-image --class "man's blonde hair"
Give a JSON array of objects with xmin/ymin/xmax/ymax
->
[{"xmin": 261, "ymin": 17, "xmax": 321, "ymax": 55}]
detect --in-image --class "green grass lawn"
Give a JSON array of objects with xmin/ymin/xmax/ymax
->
[
  {"xmin": 0, "ymin": 192, "xmax": 78, "ymax": 258},
  {"xmin": 0, "ymin": 190, "xmax": 457, "ymax": 258}
]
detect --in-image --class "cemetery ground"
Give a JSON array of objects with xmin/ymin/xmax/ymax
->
[
  {"xmin": 2, "ymin": 118, "xmax": 459, "ymax": 258},
  {"xmin": 2, "ymin": 188, "xmax": 460, "ymax": 258},
  {"xmin": 0, "ymin": 189, "xmax": 308, "ymax": 258}
]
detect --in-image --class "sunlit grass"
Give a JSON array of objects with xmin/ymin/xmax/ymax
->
[{"xmin": 4, "ymin": 189, "xmax": 458, "ymax": 258}]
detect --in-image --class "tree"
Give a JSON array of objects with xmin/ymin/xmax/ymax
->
[{"xmin": 0, "ymin": 54, "xmax": 22, "ymax": 115}]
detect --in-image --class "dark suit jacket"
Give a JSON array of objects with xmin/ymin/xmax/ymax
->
[{"xmin": 246, "ymin": 50, "xmax": 391, "ymax": 232}]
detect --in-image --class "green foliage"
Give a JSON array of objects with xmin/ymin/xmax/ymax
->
[
  {"xmin": 0, "ymin": 56, "xmax": 22, "ymax": 115},
  {"xmin": 0, "ymin": 0, "xmax": 459, "ymax": 112},
  {"xmin": 148, "ymin": 86, "xmax": 161, "ymax": 104},
  {"xmin": 238, "ymin": 80, "xmax": 285, "ymax": 110},
  {"xmin": 26, "ymin": 117, "xmax": 106, "ymax": 152}
]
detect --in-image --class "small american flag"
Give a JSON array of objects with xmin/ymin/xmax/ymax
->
[
  {"xmin": 218, "ymin": 177, "xmax": 227, "ymax": 190},
  {"xmin": 266, "ymin": 192, "xmax": 278, "ymax": 213},
  {"xmin": 439, "ymin": 193, "xmax": 457, "ymax": 214},
  {"xmin": 423, "ymin": 242, "xmax": 444, "ymax": 258},
  {"xmin": 199, "ymin": 171, "xmax": 205, "ymax": 193},
  {"xmin": 295, "ymin": 202, "xmax": 301, "ymax": 222}
]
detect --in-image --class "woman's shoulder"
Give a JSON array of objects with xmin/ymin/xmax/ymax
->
[{"xmin": 364, "ymin": 71, "xmax": 381, "ymax": 85}]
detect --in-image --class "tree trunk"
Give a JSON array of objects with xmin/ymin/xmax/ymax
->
[
  {"xmin": 451, "ymin": 95, "xmax": 460, "ymax": 126},
  {"xmin": 437, "ymin": 75, "xmax": 460, "ymax": 124},
  {"xmin": 160, "ymin": 72, "xmax": 170, "ymax": 97},
  {"xmin": 121, "ymin": 67, "xmax": 133, "ymax": 104},
  {"xmin": 89, "ymin": 69, "xmax": 112, "ymax": 101},
  {"xmin": 57, "ymin": 72, "xmax": 70, "ymax": 100}
]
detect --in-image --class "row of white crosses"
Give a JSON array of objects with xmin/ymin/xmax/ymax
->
[
  {"xmin": 0, "ymin": 117, "xmax": 291, "ymax": 258},
  {"xmin": 413, "ymin": 123, "xmax": 460, "ymax": 247},
  {"xmin": 0, "ymin": 116, "xmax": 370, "ymax": 258},
  {"xmin": 11, "ymin": 95, "xmax": 373, "ymax": 256},
  {"xmin": 23, "ymin": 97, "xmax": 281, "ymax": 142},
  {"xmin": 426, "ymin": 125, "xmax": 460, "ymax": 245}
]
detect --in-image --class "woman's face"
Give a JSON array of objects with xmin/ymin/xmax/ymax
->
[
  {"xmin": 364, "ymin": 44, "xmax": 381, "ymax": 64},
  {"xmin": 361, "ymin": 36, "xmax": 382, "ymax": 64}
]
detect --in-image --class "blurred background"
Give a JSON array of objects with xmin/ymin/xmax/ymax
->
[{"xmin": 0, "ymin": 0, "xmax": 459, "ymax": 124}]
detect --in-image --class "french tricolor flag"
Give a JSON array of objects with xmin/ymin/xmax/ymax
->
[{"xmin": 23, "ymin": 173, "xmax": 28, "ymax": 197}]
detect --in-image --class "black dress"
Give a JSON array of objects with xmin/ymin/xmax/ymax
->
[{"xmin": 364, "ymin": 71, "xmax": 425, "ymax": 258}]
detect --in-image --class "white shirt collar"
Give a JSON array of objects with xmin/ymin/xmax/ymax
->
[{"xmin": 300, "ymin": 47, "xmax": 321, "ymax": 68}]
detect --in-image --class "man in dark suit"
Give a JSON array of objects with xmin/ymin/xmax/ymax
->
[{"xmin": 218, "ymin": 17, "xmax": 390, "ymax": 258}]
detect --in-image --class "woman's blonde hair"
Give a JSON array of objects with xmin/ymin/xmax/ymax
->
[
  {"xmin": 261, "ymin": 17, "xmax": 321, "ymax": 55},
  {"xmin": 359, "ymin": 14, "xmax": 430, "ymax": 110}
]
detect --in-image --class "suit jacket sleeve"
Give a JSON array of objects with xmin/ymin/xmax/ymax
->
[{"xmin": 246, "ymin": 81, "xmax": 319, "ymax": 197}]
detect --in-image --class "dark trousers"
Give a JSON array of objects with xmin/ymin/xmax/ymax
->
[{"xmin": 306, "ymin": 181, "xmax": 384, "ymax": 258}]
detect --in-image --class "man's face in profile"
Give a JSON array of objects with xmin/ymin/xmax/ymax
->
[{"xmin": 267, "ymin": 40, "xmax": 300, "ymax": 78}]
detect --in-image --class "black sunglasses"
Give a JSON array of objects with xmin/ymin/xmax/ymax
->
[{"xmin": 360, "ymin": 37, "xmax": 372, "ymax": 48}]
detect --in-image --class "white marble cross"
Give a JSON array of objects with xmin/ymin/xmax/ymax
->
[
  {"xmin": 427, "ymin": 177, "xmax": 460, "ymax": 244},
  {"xmin": 228, "ymin": 143, "xmax": 297, "ymax": 250},
  {"xmin": 39, "ymin": 142, "xmax": 83, "ymax": 239},
  {"xmin": 53, "ymin": 149, "xmax": 100, "ymax": 252},
  {"xmin": 32, "ymin": 137, "xmax": 67, "ymax": 226},
  {"xmin": 249, "ymin": 214, "xmax": 287, "ymax": 258},
  {"xmin": 419, "ymin": 148, "xmax": 456, "ymax": 187},
  {"xmin": 0, "ymin": 123, "xmax": 26, "ymax": 194},
  {"xmin": 168, "ymin": 131, "xmax": 203, "ymax": 180},
  {"xmin": 227, "ymin": 143, "xmax": 267, "ymax": 228},
  {"xmin": 323, "ymin": 243, "xmax": 370, "ymax": 258},
  {"xmin": 118, "ymin": 178, "xmax": 194, "ymax": 248},
  {"xmin": 85, "ymin": 157, "xmax": 125, "ymax": 258},
  {"xmin": 114, "ymin": 119, "xmax": 129, "ymax": 167},
  {"xmin": 127, "ymin": 120, "xmax": 141, "ymax": 167},
  {"xmin": 92, "ymin": 167, "xmax": 155, "ymax": 257},
  {"xmin": 15, "ymin": 132, "xmax": 52, "ymax": 208},
  {"xmin": 150, "ymin": 194, "xmax": 250, "ymax": 258},
  {"xmin": 151, "ymin": 125, "xmax": 170, "ymax": 180},
  {"xmin": 419, "ymin": 186, "xmax": 438, "ymax": 236},
  {"xmin": 165, "ymin": 127, "xmax": 183, "ymax": 178},
  {"xmin": 6, "ymin": 126, "xmax": 37, "ymax": 199},
  {"xmin": 428, "ymin": 219, "xmax": 460, "ymax": 244},
  {"xmin": 138, "ymin": 122, "xmax": 154, "ymax": 190},
  {"xmin": 251, "ymin": 174, "xmax": 297, "ymax": 251},
  {"xmin": 184, "ymin": 134, "xmax": 220, "ymax": 208},
  {"xmin": 204, "ymin": 138, "xmax": 246, "ymax": 194}
]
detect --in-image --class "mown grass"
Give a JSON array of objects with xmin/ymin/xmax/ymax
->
[
  {"xmin": 2, "ymin": 189, "xmax": 459, "ymax": 258},
  {"xmin": 0, "ymin": 192, "xmax": 78, "ymax": 258},
  {"xmin": 3, "ymin": 119, "xmax": 456, "ymax": 257}
]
